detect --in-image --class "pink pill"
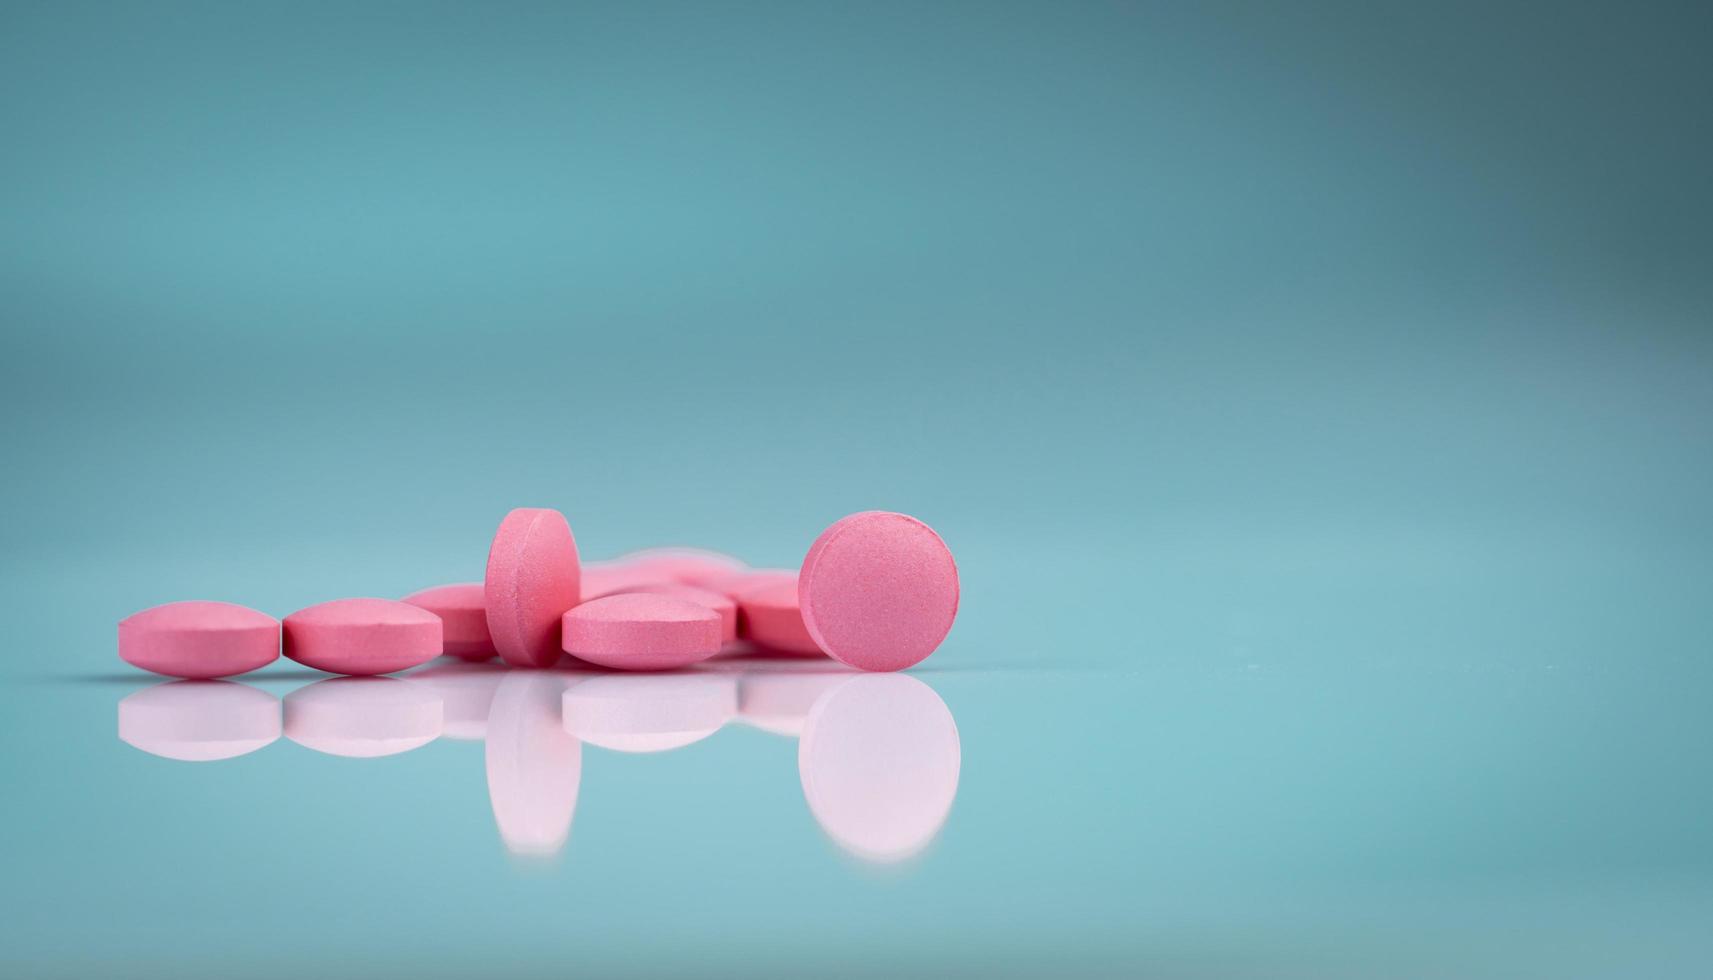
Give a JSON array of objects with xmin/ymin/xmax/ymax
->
[
  {"xmin": 485, "ymin": 508, "xmax": 581, "ymax": 668},
  {"xmin": 579, "ymin": 561, "xmax": 678, "ymax": 602},
  {"xmin": 118, "ymin": 601, "xmax": 279, "ymax": 679},
  {"xmin": 799, "ymin": 673, "xmax": 961, "ymax": 862},
  {"xmin": 402, "ymin": 582, "xmax": 494, "ymax": 660},
  {"xmin": 799, "ymin": 511, "xmax": 959, "ymax": 672},
  {"xmin": 706, "ymin": 568, "xmax": 798, "ymax": 603},
  {"xmin": 561, "ymin": 594, "xmax": 722, "ymax": 671},
  {"xmin": 740, "ymin": 580, "xmax": 824, "ymax": 656},
  {"xmin": 118, "ymin": 680, "xmax": 281, "ymax": 761},
  {"xmin": 587, "ymin": 581, "xmax": 738, "ymax": 645},
  {"xmin": 610, "ymin": 547, "xmax": 747, "ymax": 588},
  {"xmin": 283, "ymin": 598, "xmax": 442, "ymax": 676},
  {"xmin": 283, "ymin": 676, "xmax": 443, "ymax": 757}
]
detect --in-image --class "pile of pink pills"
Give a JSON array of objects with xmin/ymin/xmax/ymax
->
[{"xmin": 118, "ymin": 510, "xmax": 959, "ymax": 680}]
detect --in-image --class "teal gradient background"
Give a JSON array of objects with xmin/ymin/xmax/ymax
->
[{"xmin": 2, "ymin": 2, "xmax": 1711, "ymax": 976}]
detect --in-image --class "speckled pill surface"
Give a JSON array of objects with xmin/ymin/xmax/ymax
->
[
  {"xmin": 561, "ymin": 593, "xmax": 722, "ymax": 671},
  {"xmin": 282, "ymin": 598, "xmax": 442, "ymax": 676},
  {"xmin": 486, "ymin": 508, "xmax": 581, "ymax": 668},
  {"xmin": 740, "ymin": 580, "xmax": 824, "ymax": 656},
  {"xmin": 798, "ymin": 511, "xmax": 959, "ymax": 672},
  {"xmin": 402, "ymin": 583, "xmax": 494, "ymax": 660},
  {"xmin": 586, "ymin": 581, "xmax": 739, "ymax": 644},
  {"xmin": 118, "ymin": 600, "xmax": 279, "ymax": 679}
]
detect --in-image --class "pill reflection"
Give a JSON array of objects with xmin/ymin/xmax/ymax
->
[
  {"xmin": 284, "ymin": 676, "xmax": 443, "ymax": 758},
  {"xmin": 798, "ymin": 674, "xmax": 961, "ymax": 863},
  {"xmin": 563, "ymin": 673, "xmax": 738, "ymax": 753},
  {"xmin": 485, "ymin": 671, "xmax": 581, "ymax": 858},
  {"xmin": 408, "ymin": 659, "xmax": 507, "ymax": 740},
  {"xmin": 118, "ymin": 680, "xmax": 280, "ymax": 761}
]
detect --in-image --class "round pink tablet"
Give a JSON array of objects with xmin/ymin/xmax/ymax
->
[
  {"xmin": 486, "ymin": 508, "xmax": 581, "ymax": 667},
  {"xmin": 741, "ymin": 580, "xmax": 824, "ymax": 656},
  {"xmin": 118, "ymin": 680, "xmax": 281, "ymax": 761},
  {"xmin": 799, "ymin": 511, "xmax": 959, "ymax": 672},
  {"xmin": 561, "ymin": 594, "xmax": 722, "ymax": 671},
  {"xmin": 282, "ymin": 598, "xmax": 442, "ymax": 676},
  {"xmin": 402, "ymin": 583, "xmax": 494, "ymax": 660},
  {"xmin": 799, "ymin": 674, "xmax": 961, "ymax": 862},
  {"xmin": 118, "ymin": 601, "xmax": 279, "ymax": 679},
  {"xmin": 587, "ymin": 581, "xmax": 739, "ymax": 644},
  {"xmin": 283, "ymin": 676, "xmax": 444, "ymax": 757}
]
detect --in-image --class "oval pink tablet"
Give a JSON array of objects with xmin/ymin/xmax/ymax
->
[
  {"xmin": 118, "ymin": 680, "xmax": 281, "ymax": 761},
  {"xmin": 486, "ymin": 508, "xmax": 581, "ymax": 667},
  {"xmin": 561, "ymin": 594, "xmax": 722, "ymax": 671},
  {"xmin": 283, "ymin": 676, "xmax": 443, "ymax": 757},
  {"xmin": 741, "ymin": 580, "xmax": 824, "ymax": 656},
  {"xmin": 402, "ymin": 582, "xmax": 494, "ymax": 660},
  {"xmin": 118, "ymin": 601, "xmax": 279, "ymax": 679},
  {"xmin": 706, "ymin": 568, "xmax": 798, "ymax": 603},
  {"xmin": 799, "ymin": 674, "xmax": 961, "ymax": 862},
  {"xmin": 282, "ymin": 598, "xmax": 442, "ymax": 676},
  {"xmin": 799, "ymin": 511, "xmax": 959, "ymax": 672},
  {"xmin": 586, "ymin": 581, "xmax": 739, "ymax": 645}
]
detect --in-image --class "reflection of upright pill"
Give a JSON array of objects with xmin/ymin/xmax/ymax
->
[
  {"xmin": 740, "ymin": 580, "xmax": 822, "ymax": 656},
  {"xmin": 799, "ymin": 511, "xmax": 958, "ymax": 672},
  {"xmin": 561, "ymin": 594, "xmax": 722, "ymax": 671},
  {"xmin": 283, "ymin": 676, "xmax": 443, "ymax": 757},
  {"xmin": 118, "ymin": 680, "xmax": 281, "ymax": 761},
  {"xmin": 118, "ymin": 601, "xmax": 279, "ymax": 679},
  {"xmin": 402, "ymin": 583, "xmax": 494, "ymax": 660},
  {"xmin": 283, "ymin": 598, "xmax": 442, "ymax": 676},
  {"xmin": 486, "ymin": 671, "xmax": 581, "ymax": 858},
  {"xmin": 799, "ymin": 674, "xmax": 960, "ymax": 862},
  {"xmin": 485, "ymin": 508, "xmax": 581, "ymax": 668}
]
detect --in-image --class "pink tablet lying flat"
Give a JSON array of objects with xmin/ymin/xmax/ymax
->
[
  {"xmin": 118, "ymin": 680, "xmax": 281, "ymax": 761},
  {"xmin": 740, "ymin": 580, "xmax": 824, "ymax": 656},
  {"xmin": 798, "ymin": 511, "xmax": 959, "ymax": 672},
  {"xmin": 585, "ymin": 581, "xmax": 738, "ymax": 644},
  {"xmin": 799, "ymin": 673, "xmax": 961, "ymax": 863},
  {"xmin": 402, "ymin": 582, "xmax": 494, "ymax": 660},
  {"xmin": 282, "ymin": 598, "xmax": 442, "ymax": 676},
  {"xmin": 610, "ymin": 547, "xmax": 747, "ymax": 588},
  {"xmin": 486, "ymin": 508, "xmax": 581, "ymax": 667},
  {"xmin": 561, "ymin": 594, "xmax": 723, "ymax": 671},
  {"xmin": 283, "ymin": 676, "xmax": 444, "ymax": 757},
  {"xmin": 118, "ymin": 601, "xmax": 279, "ymax": 679}
]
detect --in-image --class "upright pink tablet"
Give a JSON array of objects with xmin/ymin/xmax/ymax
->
[
  {"xmin": 561, "ymin": 594, "xmax": 722, "ymax": 671},
  {"xmin": 586, "ymin": 581, "xmax": 738, "ymax": 644},
  {"xmin": 402, "ymin": 583, "xmax": 494, "ymax": 660},
  {"xmin": 740, "ymin": 580, "xmax": 824, "ymax": 656},
  {"xmin": 118, "ymin": 680, "xmax": 282, "ymax": 761},
  {"xmin": 798, "ymin": 511, "xmax": 959, "ymax": 672},
  {"xmin": 486, "ymin": 508, "xmax": 581, "ymax": 668},
  {"xmin": 283, "ymin": 598, "xmax": 442, "ymax": 676},
  {"xmin": 118, "ymin": 601, "xmax": 279, "ymax": 679}
]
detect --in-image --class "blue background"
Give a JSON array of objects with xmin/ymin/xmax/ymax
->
[{"xmin": 2, "ymin": 2, "xmax": 1710, "ymax": 976}]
